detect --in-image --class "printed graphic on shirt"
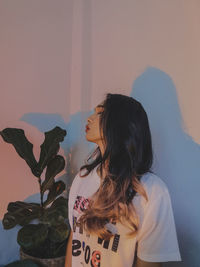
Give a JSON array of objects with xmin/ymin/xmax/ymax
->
[
  {"xmin": 72, "ymin": 195, "xmax": 121, "ymax": 266},
  {"xmin": 73, "ymin": 195, "xmax": 90, "ymax": 213}
]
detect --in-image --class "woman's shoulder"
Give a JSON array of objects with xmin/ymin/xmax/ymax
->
[
  {"xmin": 70, "ymin": 166, "xmax": 98, "ymax": 189},
  {"xmin": 133, "ymin": 172, "xmax": 172, "ymax": 223},
  {"xmin": 139, "ymin": 171, "xmax": 170, "ymax": 199}
]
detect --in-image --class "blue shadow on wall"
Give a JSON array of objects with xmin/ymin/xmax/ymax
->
[{"xmin": 131, "ymin": 67, "xmax": 200, "ymax": 267}]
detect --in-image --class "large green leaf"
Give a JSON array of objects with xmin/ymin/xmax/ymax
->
[
  {"xmin": 41, "ymin": 197, "xmax": 68, "ymax": 226},
  {"xmin": 0, "ymin": 128, "xmax": 40, "ymax": 177},
  {"xmin": 43, "ymin": 181, "xmax": 66, "ymax": 207},
  {"xmin": 37, "ymin": 127, "xmax": 67, "ymax": 173},
  {"xmin": 51, "ymin": 196, "xmax": 68, "ymax": 212},
  {"xmin": 48, "ymin": 223, "xmax": 69, "ymax": 243},
  {"xmin": 50, "ymin": 197, "xmax": 68, "ymax": 219},
  {"xmin": 41, "ymin": 208, "xmax": 65, "ymax": 226},
  {"xmin": 3, "ymin": 212, "xmax": 18, "ymax": 229},
  {"xmin": 41, "ymin": 155, "xmax": 65, "ymax": 194},
  {"xmin": 3, "ymin": 202, "xmax": 41, "ymax": 229},
  {"xmin": 17, "ymin": 224, "xmax": 49, "ymax": 250},
  {"xmin": 7, "ymin": 201, "xmax": 40, "ymax": 213}
]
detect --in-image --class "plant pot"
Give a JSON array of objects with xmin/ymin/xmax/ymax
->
[{"xmin": 20, "ymin": 247, "xmax": 66, "ymax": 267}]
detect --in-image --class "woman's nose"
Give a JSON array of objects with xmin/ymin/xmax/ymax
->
[{"xmin": 87, "ymin": 116, "xmax": 93, "ymax": 123}]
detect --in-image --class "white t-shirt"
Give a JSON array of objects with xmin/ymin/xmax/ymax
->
[{"xmin": 68, "ymin": 164, "xmax": 182, "ymax": 267}]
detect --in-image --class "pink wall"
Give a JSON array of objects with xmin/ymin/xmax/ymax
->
[
  {"xmin": 0, "ymin": 0, "xmax": 200, "ymax": 264},
  {"xmin": 0, "ymin": 0, "xmax": 73, "ymax": 218}
]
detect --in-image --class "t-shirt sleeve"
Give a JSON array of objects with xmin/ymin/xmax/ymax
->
[
  {"xmin": 136, "ymin": 186, "xmax": 182, "ymax": 262},
  {"xmin": 68, "ymin": 172, "xmax": 80, "ymax": 230}
]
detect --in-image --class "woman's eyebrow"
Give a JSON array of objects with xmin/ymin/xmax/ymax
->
[
  {"xmin": 96, "ymin": 104, "xmax": 104, "ymax": 109},
  {"xmin": 94, "ymin": 104, "xmax": 104, "ymax": 111}
]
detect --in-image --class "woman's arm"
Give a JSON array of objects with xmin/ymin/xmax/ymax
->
[
  {"xmin": 65, "ymin": 229, "xmax": 73, "ymax": 267},
  {"xmin": 135, "ymin": 257, "xmax": 162, "ymax": 267}
]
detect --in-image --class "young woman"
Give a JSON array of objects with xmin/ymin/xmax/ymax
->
[{"xmin": 65, "ymin": 93, "xmax": 181, "ymax": 267}]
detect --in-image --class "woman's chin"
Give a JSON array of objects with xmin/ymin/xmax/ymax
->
[
  {"xmin": 85, "ymin": 134, "xmax": 93, "ymax": 142},
  {"xmin": 85, "ymin": 135, "xmax": 96, "ymax": 144}
]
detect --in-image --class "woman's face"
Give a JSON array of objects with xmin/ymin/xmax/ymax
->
[{"xmin": 85, "ymin": 102, "xmax": 104, "ymax": 146}]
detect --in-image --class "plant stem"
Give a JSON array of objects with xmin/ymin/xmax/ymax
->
[{"xmin": 38, "ymin": 177, "xmax": 44, "ymax": 208}]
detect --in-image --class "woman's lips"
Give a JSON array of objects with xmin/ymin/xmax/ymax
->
[{"xmin": 85, "ymin": 125, "xmax": 90, "ymax": 132}]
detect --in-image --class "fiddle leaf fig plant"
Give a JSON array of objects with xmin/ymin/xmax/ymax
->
[{"xmin": 0, "ymin": 126, "xmax": 70, "ymax": 258}]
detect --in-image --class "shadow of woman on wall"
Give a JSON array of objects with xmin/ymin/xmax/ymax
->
[{"xmin": 131, "ymin": 67, "xmax": 200, "ymax": 267}]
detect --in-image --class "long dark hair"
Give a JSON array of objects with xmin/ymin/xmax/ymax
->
[{"xmin": 79, "ymin": 93, "xmax": 153, "ymax": 239}]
